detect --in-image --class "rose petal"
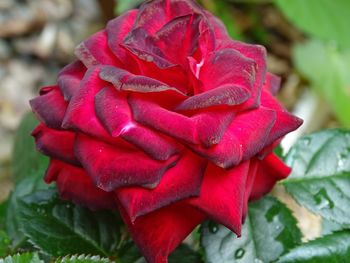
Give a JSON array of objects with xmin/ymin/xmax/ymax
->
[
  {"xmin": 199, "ymin": 48, "xmax": 256, "ymax": 97},
  {"xmin": 155, "ymin": 14, "xmax": 200, "ymax": 66},
  {"xmin": 117, "ymin": 150, "xmax": 206, "ymax": 221},
  {"xmin": 30, "ymin": 86, "xmax": 67, "ymax": 129},
  {"xmin": 250, "ymin": 153, "xmax": 291, "ymax": 200},
  {"xmin": 45, "ymin": 159, "xmax": 116, "ymax": 210},
  {"xmin": 62, "ymin": 66, "xmax": 119, "ymax": 143},
  {"xmin": 261, "ymin": 90, "xmax": 303, "ymax": 145},
  {"xmin": 99, "ymin": 66, "xmax": 187, "ymax": 100},
  {"xmin": 189, "ymin": 161, "xmax": 250, "ymax": 235},
  {"xmin": 242, "ymin": 159, "xmax": 259, "ymax": 220},
  {"xmin": 32, "ymin": 124, "xmax": 78, "ymax": 166},
  {"xmin": 75, "ymin": 30, "xmax": 119, "ymax": 67},
  {"xmin": 94, "ymin": 87, "xmax": 180, "ymax": 161},
  {"xmin": 215, "ymin": 39, "xmax": 267, "ymax": 109},
  {"xmin": 118, "ymin": 200, "xmax": 205, "ymax": 263},
  {"xmin": 190, "ymin": 107, "xmax": 276, "ymax": 168},
  {"xmin": 264, "ymin": 73, "xmax": 281, "ymax": 96},
  {"xmin": 130, "ymin": 95, "xmax": 234, "ymax": 147},
  {"xmin": 106, "ymin": 10, "xmax": 140, "ymax": 73},
  {"xmin": 75, "ymin": 134, "xmax": 179, "ymax": 191},
  {"xmin": 175, "ymin": 84, "xmax": 250, "ymax": 111},
  {"xmin": 57, "ymin": 60, "xmax": 86, "ymax": 100}
]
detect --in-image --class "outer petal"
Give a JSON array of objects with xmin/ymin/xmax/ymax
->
[
  {"xmin": 190, "ymin": 107, "xmax": 276, "ymax": 168},
  {"xmin": 57, "ymin": 60, "xmax": 86, "ymax": 100},
  {"xmin": 30, "ymin": 86, "xmax": 67, "ymax": 129},
  {"xmin": 189, "ymin": 161, "xmax": 250, "ymax": 234},
  {"xmin": 74, "ymin": 134, "xmax": 179, "ymax": 191},
  {"xmin": 117, "ymin": 151, "xmax": 206, "ymax": 221},
  {"xmin": 242, "ymin": 159, "xmax": 258, "ymax": 220},
  {"xmin": 45, "ymin": 159, "xmax": 115, "ymax": 210},
  {"xmin": 32, "ymin": 124, "xmax": 78, "ymax": 166},
  {"xmin": 106, "ymin": 10, "xmax": 140, "ymax": 74},
  {"xmin": 75, "ymin": 30, "xmax": 119, "ymax": 67},
  {"xmin": 264, "ymin": 73, "xmax": 281, "ymax": 96},
  {"xmin": 118, "ymin": 200, "xmax": 205, "ymax": 263},
  {"xmin": 261, "ymin": 89, "xmax": 303, "ymax": 145},
  {"xmin": 250, "ymin": 153, "xmax": 291, "ymax": 200},
  {"xmin": 62, "ymin": 66, "xmax": 123, "ymax": 144}
]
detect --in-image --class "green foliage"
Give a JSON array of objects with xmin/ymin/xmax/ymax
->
[
  {"xmin": 0, "ymin": 201, "xmax": 7, "ymax": 230},
  {"xmin": 115, "ymin": 0, "xmax": 143, "ymax": 14},
  {"xmin": 275, "ymin": 0, "xmax": 350, "ymax": 48},
  {"xmin": 284, "ymin": 129, "xmax": 350, "ymax": 227},
  {"xmin": 0, "ymin": 253, "xmax": 43, "ymax": 263},
  {"xmin": 5, "ymin": 168, "xmax": 48, "ymax": 249},
  {"xmin": 55, "ymin": 255, "xmax": 111, "ymax": 263},
  {"xmin": 201, "ymin": 196, "xmax": 301, "ymax": 263},
  {"xmin": 11, "ymin": 112, "xmax": 48, "ymax": 183},
  {"xmin": 17, "ymin": 189, "xmax": 121, "ymax": 257},
  {"xmin": 169, "ymin": 244, "xmax": 203, "ymax": 263},
  {"xmin": 277, "ymin": 231, "xmax": 350, "ymax": 263},
  {"xmin": 0, "ymin": 231, "xmax": 10, "ymax": 258},
  {"xmin": 293, "ymin": 40, "xmax": 350, "ymax": 126}
]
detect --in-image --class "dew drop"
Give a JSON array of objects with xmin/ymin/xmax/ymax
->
[
  {"xmin": 234, "ymin": 248, "xmax": 245, "ymax": 259},
  {"xmin": 302, "ymin": 137, "xmax": 311, "ymax": 146},
  {"xmin": 208, "ymin": 221, "xmax": 219, "ymax": 234}
]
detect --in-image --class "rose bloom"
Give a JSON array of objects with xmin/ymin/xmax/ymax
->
[{"xmin": 30, "ymin": 0, "xmax": 302, "ymax": 262}]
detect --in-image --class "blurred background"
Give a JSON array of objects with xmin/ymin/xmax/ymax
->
[{"xmin": 0, "ymin": 0, "xmax": 349, "ymax": 241}]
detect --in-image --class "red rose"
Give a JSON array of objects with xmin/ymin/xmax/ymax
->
[{"xmin": 30, "ymin": 0, "xmax": 302, "ymax": 262}]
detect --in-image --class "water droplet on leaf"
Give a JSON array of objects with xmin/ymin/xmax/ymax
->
[
  {"xmin": 234, "ymin": 248, "xmax": 245, "ymax": 259},
  {"xmin": 208, "ymin": 221, "xmax": 219, "ymax": 234}
]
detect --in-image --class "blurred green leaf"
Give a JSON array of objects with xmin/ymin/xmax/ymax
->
[
  {"xmin": 0, "ymin": 253, "xmax": 43, "ymax": 263},
  {"xmin": 11, "ymin": 112, "xmax": 48, "ymax": 183},
  {"xmin": 17, "ymin": 189, "xmax": 121, "ymax": 257},
  {"xmin": 275, "ymin": 0, "xmax": 350, "ymax": 48},
  {"xmin": 293, "ymin": 40, "xmax": 350, "ymax": 126},
  {"xmin": 201, "ymin": 196, "xmax": 301, "ymax": 263},
  {"xmin": 0, "ymin": 231, "xmax": 10, "ymax": 257},
  {"xmin": 0, "ymin": 201, "xmax": 7, "ymax": 230},
  {"xmin": 284, "ymin": 129, "xmax": 350, "ymax": 227},
  {"xmin": 277, "ymin": 231, "xmax": 350, "ymax": 263},
  {"xmin": 115, "ymin": 0, "xmax": 143, "ymax": 15}
]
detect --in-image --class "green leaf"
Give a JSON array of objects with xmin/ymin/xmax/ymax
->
[
  {"xmin": 0, "ymin": 231, "xmax": 10, "ymax": 257},
  {"xmin": 55, "ymin": 255, "xmax": 111, "ymax": 263},
  {"xmin": 116, "ymin": 241, "xmax": 142, "ymax": 263},
  {"xmin": 293, "ymin": 40, "xmax": 350, "ymax": 126},
  {"xmin": 169, "ymin": 244, "xmax": 203, "ymax": 263},
  {"xmin": 277, "ymin": 231, "xmax": 350, "ymax": 263},
  {"xmin": 201, "ymin": 196, "xmax": 301, "ymax": 263},
  {"xmin": 0, "ymin": 253, "xmax": 43, "ymax": 263},
  {"xmin": 284, "ymin": 129, "xmax": 350, "ymax": 227},
  {"xmin": 116, "ymin": 242, "xmax": 202, "ymax": 263},
  {"xmin": 0, "ymin": 201, "xmax": 7, "ymax": 229},
  {"xmin": 275, "ymin": 0, "xmax": 350, "ymax": 48},
  {"xmin": 11, "ymin": 112, "xmax": 48, "ymax": 183},
  {"xmin": 322, "ymin": 219, "xmax": 343, "ymax": 236},
  {"xmin": 18, "ymin": 189, "xmax": 121, "ymax": 257},
  {"xmin": 6, "ymin": 168, "xmax": 48, "ymax": 249}
]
